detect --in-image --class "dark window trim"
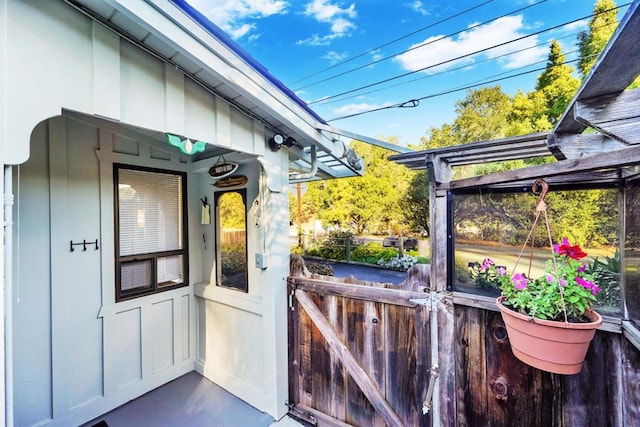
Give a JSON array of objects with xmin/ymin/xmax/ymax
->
[
  {"xmin": 214, "ymin": 188, "xmax": 248, "ymax": 292},
  {"xmin": 447, "ymin": 183, "xmax": 622, "ymax": 303},
  {"xmin": 114, "ymin": 164, "xmax": 189, "ymax": 302}
]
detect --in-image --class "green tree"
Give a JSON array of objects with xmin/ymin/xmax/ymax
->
[
  {"xmin": 303, "ymin": 138, "xmax": 412, "ymax": 235},
  {"xmin": 454, "ymin": 86, "xmax": 512, "ymax": 143},
  {"xmin": 535, "ymin": 40, "xmax": 580, "ymax": 123},
  {"xmin": 577, "ymin": 0, "xmax": 618, "ymax": 79},
  {"xmin": 403, "ymin": 171, "xmax": 430, "ymax": 235},
  {"xmin": 507, "ymin": 90, "xmax": 551, "ymax": 135}
]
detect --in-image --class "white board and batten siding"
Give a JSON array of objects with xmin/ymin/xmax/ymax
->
[{"xmin": 8, "ymin": 1, "xmax": 290, "ymax": 425}]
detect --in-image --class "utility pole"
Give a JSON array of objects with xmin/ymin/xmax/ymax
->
[{"xmin": 296, "ymin": 182, "xmax": 303, "ymax": 247}]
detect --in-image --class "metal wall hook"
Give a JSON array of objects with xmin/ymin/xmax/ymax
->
[{"xmin": 70, "ymin": 239, "xmax": 99, "ymax": 252}]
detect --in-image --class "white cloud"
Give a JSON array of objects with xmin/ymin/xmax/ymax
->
[
  {"xmin": 370, "ymin": 49, "xmax": 383, "ymax": 62},
  {"xmin": 333, "ymin": 101, "xmax": 393, "ymax": 116},
  {"xmin": 297, "ymin": 0, "xmax": 357, "ymax": 45},
  {"xmin": 186, "ymin": 0, "xmax": 288, "ymax": 40},
  {"xmin": 395, "ymin": 15, "xmax": 549, "ymax": 73},
  {"xmin": 322, "ymin": 50, "xmax": 349, "ymax": 64},
  {"xmin": 405, "ymin": 1, "xmax": 431, "ymax": 16}
]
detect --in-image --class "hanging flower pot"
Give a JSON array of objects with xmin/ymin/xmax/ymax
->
[
  {"xmin": 476, "ymin": 180, "xmax": 605, "ymax": 375},
  {"xmin": 496, "ymin": 296, "xmax": 602, "ymax": 375}
]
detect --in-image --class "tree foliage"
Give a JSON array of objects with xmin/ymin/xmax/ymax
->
[
  {"xmin": 403, "ymin": 171, "xmax": 430, "ymax": 235},
  {"xmin": 296, "ymin": 0, "xmax": 622, "ymax": 245},
  {"xmin": 302, "ymin": 138, "xmax": 413, "ymax": 235},
  {"xmin": 536, "ymin": 40, "xmax": 580, "ymax": 123},
  {"xmin": 577, "ymin": 0, "xmax": 618, "ymax": 78}
]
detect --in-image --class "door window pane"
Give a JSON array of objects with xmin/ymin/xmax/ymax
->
[{"xmin": 216, "ymin": 190, "xmax": 248, "ymax": 292}]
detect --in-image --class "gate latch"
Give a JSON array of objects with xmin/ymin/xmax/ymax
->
[
  {"xmin": 409, "ymin": 291, "xmax": 438, "ymax": 310},
  {"xmin": 422, "ymin": 365, "xmax": 440, "ymax": 414}
]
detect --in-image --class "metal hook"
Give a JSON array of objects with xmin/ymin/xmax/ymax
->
[{"xmin": 532, "ymin": 178, "xmax": 549, "ymax": 211}]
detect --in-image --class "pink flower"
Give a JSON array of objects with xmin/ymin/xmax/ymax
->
[
  {"xmin": 559, "ymin": 278, "xmax": 567, "ymax": 287},
  {"xmin": 512, "ymin": 273, "xmax": 529, "ymax": 290},
  {"xmin": 496, "ymin": 267, "xmax": 506, "ymax": 276},
  {"xmin": 546, "ymin": 274, "xmax": 555, "ymax": 284},
  {"xmin": 576, "ymin": 276, "xmax": 595, "ymax": 291},
  {"xmin": 577, "ymin": 264, "xmax": 587, "ymax": 273},
  {"xmin": 481, "ymin": 258, "xmax": 494, "ymax": 271}
]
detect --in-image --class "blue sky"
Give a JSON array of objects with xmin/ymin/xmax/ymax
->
[{"xmin": 185, "ymin": 0, "xmax": 628, "ymax": 147}]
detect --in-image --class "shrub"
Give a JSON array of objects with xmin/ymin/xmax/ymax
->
[
  {"xmin": 587, "ymin": 250, "xmax": 621, "ymax": 308},
  {"xmin": 306, "ymin": 261, "xmax": 334, "ymax": 276},
  {"xmin": 317, "ymin": 230, "xmax": 356, "ymax": 260},
  {"xmin": 221, "ymin": 244, "xmax": 247, "ymax": 273},
  {"xmin": 376, "ymin": 255, "xmax": 418, "ymax": 271}
]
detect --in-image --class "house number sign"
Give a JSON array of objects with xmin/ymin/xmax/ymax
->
[{"xmin": 209, "ymin": 162, "xmax": 238, "ymax": 179}]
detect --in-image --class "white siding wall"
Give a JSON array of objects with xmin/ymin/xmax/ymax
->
[{"xmin": 5, "ymin": 0, "xmax": 290, "ymax": 424}]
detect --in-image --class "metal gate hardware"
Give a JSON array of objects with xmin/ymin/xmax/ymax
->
[
  {"xmin": 288, "ymin": 281, "xmax": 300, "ymax": 311},
  {"xmin": 409, "ymin": 291, "xmax": 438, "ymax": 310},
  {"xmin": 285, "ymin": 402, "xmax": 318, "ymax": 425},
  {"xmin": 422, "ymin": 365, "xmax": 440, "ymax": 414}
]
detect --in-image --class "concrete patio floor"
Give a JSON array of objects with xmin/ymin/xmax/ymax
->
[{"xmin": 82, "ymin": 371, "xmax": 305, "ymax": 427}]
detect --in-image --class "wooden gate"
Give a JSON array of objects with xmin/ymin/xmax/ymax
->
[{"xmin": 287, "ymin": 265, "xmax": 434, "ymax": 426}]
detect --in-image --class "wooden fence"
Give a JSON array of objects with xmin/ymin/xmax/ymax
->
[
  {"xmin": 287, "ymin": 256, "xmax": 640, "ymax": 426},
  {"xmin": 287, "ymin": 257, "xmax": 432, "ymax": 426}
]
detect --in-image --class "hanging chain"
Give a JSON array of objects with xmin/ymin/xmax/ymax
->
[{"xmin": 510, "ymin": 179, "xmax": 569, "ymax": 324}]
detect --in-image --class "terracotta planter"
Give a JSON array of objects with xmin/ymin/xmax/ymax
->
[{"xmin": 496, "ymin": 296, "xmax": 603, "ymax": 375}]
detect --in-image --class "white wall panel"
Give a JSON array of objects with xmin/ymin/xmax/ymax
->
[
  {"xmin": 152, "ymin": 299, "xmax": 175, "ymax": 373},
  {"xmin": 13, "ymin": 121, "xmax": 54, "ymax": 427},
  {"xmin": 184, "ymin": 78, "xmax": 217, "ymax": 144},
  {"xmin": 198, "ymin": 295, "xmax": 265, "ymax": 410},
  {"xmin": 120, "ymin": 40, "xmax": 165, "ymax": 131},
  {"xmin": 181, "ymin": 295, "xmax": 191, "ymax": 361},
  {"xmin": 114, "ymin": 307, "xmax": 143, "ymax": 388}
]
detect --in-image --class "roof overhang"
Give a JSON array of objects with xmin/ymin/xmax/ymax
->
[{"xmin": 64, "ymin": 0, "xmax": 369, "ymax": 181}]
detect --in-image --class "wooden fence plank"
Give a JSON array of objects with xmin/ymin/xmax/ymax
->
[
  {"xmin": 288, "ymin": 283, "xmax": 301, "ymax": 410},
  {"xmin": 454, "ymin": 305, "xmax": 488, "ymax": 426},
  {"xmin": 561, "ymin": 331, "xmax": 623, "ymax": 427},
  {"xmin": 345, "ymin": 299, "xmax": 386, "ymax": 426},
  {"xmin": 295, "ymin": 289, "xmax": 405, "ymax": 427},
  {"xmin": 414, "ymin": 304, "xmax": 432, "ymax": 427},
  {"xmin": 385, "ymin": 304, "xmax": 421, "ymax": 427},
  {"xmin": 298, "ymin": 295, "xmax": 314, "ymax": 408},
  {"xmin": 622, "ymin": 336, "xmax": 640, "ymax": 425},
  {"xmin": 289, "ymin": 277, "xmax": 428, "ymax": 307},
  {"xmin": 435, "ymin": 293, "xmax": 456, "ymax": 427},
  {"xmin": 485, "ymin": 309, "xmax": 555, "ymax": 426},
  {"xmin": 312, "ymin": 292, "xmax": 347, "ymax": 421}
]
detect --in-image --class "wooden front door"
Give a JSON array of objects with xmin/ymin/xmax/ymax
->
[{"xmin": 287, "ymin": 275, "xmax": 434, "ymax": 427}]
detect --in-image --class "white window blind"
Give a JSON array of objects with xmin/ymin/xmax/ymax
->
[
  {"xmin": 118, "ymin": 169, "xmax": 183, "ymax": 256},
  {"xmin": 121, "ymin": 260, "xmax": 152, "ymax": 291}
]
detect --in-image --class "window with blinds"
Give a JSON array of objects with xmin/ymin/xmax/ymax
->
[{"xmin": 115, "ymin": 165, "xmax": 188, "ymax": 301}]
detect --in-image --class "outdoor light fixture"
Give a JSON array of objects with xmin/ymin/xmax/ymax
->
[
  {"xmin": 268, "ymin": 133, "xmax": 284, "ymax": 151},
  {"xmin": 166, "ymin": 133, "xmax": 207, "ymax": 155},
  {"xmin": 284, "ymin": 136, "xmax": 302, "ymax": 149}
]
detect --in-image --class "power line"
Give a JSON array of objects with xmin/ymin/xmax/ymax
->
[
  {"xmin": 315, "ymin": 19, "xmax": 617, "ymax": 107},
  {"xmin": 310, "ymin": 3, "xmax": 629, "ymax": 106},
  {"xmin": 326, "ymin": 54, "xmax": 597, "ymax": 122},
  {"xmin": 287, "ymin": 0, "xmax": 494, "ymax": 87},
  {"xmin": 295, "ymin": 0, "xmax": 548, "ymax": 92}
]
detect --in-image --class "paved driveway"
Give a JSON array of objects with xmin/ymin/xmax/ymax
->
[{"xmin": 308, "ymin": 259, "xmax": 407, "ymax": 284}]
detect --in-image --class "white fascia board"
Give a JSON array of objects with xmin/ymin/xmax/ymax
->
[
  {"xmin": 316, "ymin": 123, "xmax": 413, "ymax": 154},
  {"xmin": 100, "ymin": 0, "xmax": 343, "ymax": 155}
]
